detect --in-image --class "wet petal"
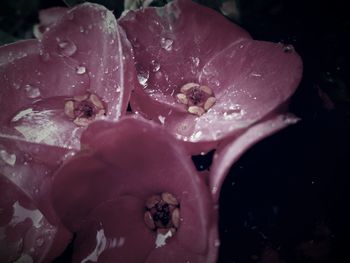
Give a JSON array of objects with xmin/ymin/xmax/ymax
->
[
  {"xmin": 0, "ymin": 135, "xmax": 76, "ymax": 224},
  {"xmin": 52, "ymin": 117, "xmax": 217, "ymax": 260},
  {"xmin": 0, "ymin": 3, "xmax": 133, "ymax": 149},
  {"xmin": 72, "ymin": 197, "xmax": 154, "ymax": 263},
  {"xmin": 119, "ymin": 0, "xmax": 302, "ymax": 154},
  {"xmin": 34, "ymin": 7, "xmax": 69, "ymax": 38},
  {"xmin": 210, "ymin": 114, "xmax": 300, "ymax": 201},
  {"xmin": 0, "ymin": 176, "xmax": 71, "ymax": 263},
  {"xmin": 41, "ymin": 3, "xmax": 134, "ymax": 121}
]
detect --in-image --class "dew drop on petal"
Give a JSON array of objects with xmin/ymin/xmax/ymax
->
[
  {"xmin": 158, "ymin": 115, "xmax": 165, "ymax": 124},
  {"xmin": 24, "ymin": 85, "xmax": 41, "ymax": 98},
  {"xmin": 151, "ymin": 60, "xmax": 161, "ymax": 72},
  {"xmin": 137, "ymin": 70, "xmax": 149, "ymax": 86},
  {"xmin": 76, "ymin": 66, "xmax": 86, "ymax": 75},
  {"xmin": 160, "ymin": 38, "xmax": 173, "ymax": 51},
  {"xmin": 58, "ymin": 41, "xmax": 77, "ymax": 57},
  {"xmin": 190, "ymin": 56, "xmax": 200, "ymax": 67},
  {"xmin": 0, "ymin": 150, "xmax": 16, "ymax": 166}
]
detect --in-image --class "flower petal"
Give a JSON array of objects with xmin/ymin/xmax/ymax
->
[
  {"xmin": 119, "ymin": 0, "xmax": 302, "ymax": 154},
  {"xmin": 0, "ymin": 135, "xmax": 75, "ymax": 223},
  {"xmin": 72, "ymin": 197, "xmax": 154, "ymax": 263},
  {"xmin": 210, "ymin": 114, "xmax": 300, "ymax": 201},
  {"xmin": 52, "ymin": 117, "xmax": 217, "ymax": 260},
  {"xmin": 41, "ymin": 3, "xmax": 134, "ymax": 121},
  {"xmin": 0, "ymin": 175, "xmax": 71, "ymax": 263},
  {"xmin": 34, "ymin": 7, "xmax": 69, "ymax": 38},
  {"xmin": 0, "ymin": 3, "xmax": 134, "ymax": 149}
]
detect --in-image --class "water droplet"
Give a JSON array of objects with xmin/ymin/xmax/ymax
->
[
  {"xmin": 223, "ymin": 105, "xmax": 243, "ymax": 120},
  {"xmin": 190, "ymin": 131, "xmax": 202, "ymax": 141},
  {"xmin": 160, "ymin": 38, "xmax": 173, "ymax": 51},
  {"xmin": 79, "ymin": 26, "xmax": 85, "ymax": 33},
  {"xmin": 250, "ymin": 72, "xmax": 262, "ymax": 77},
  {"xmin": 35, "ymin": 237, "xmax": 44, "ymax": 247},
  {"xmin": 24, "ymin": 85, "xmax": 41, "ymax": 98},
  {"xmin": 137, "ymin": 70, "xmax": 149, "ymax": 86},
  {"xmin": 58, "ymin": 41, "xmax": 77, "ymax": 57},
  {"xmin": 151, "ymin": 60, "xmax": 160, "ymax": 72},
  {"xmin": 76, "ymin": 66, "xmax": 86, "ymax": 75},
  {"xmin": 282, "ymin": 44, "xmax": 294, "ymax": 53},
  {"xmin": 190, "ymin": 56, "xmax": 200, "ymax": 67},
  {"xmin": 158, "ymin": 115, "xmax": 165, "ymax": 124},
  {"xmin": 0, "ymin": 150, "xmax": 16, "ymax": 166}
]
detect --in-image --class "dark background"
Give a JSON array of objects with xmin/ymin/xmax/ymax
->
[{"xmin": 1, "ymin": 0, "xmax": 349, "ymax": 262}]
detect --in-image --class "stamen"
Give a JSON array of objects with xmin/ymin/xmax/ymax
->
[
  {"xmin": 64, "ymin": 93, "xmax": 106, "ymax": 126},
  {"xmin": 204, "ymin": 97, "xmax": 216, "ymax": 111},
  {"xmin": 144, "ymin": 192, "xmax": 181, "ymax": 237},
  {"xmin": 188, "ymin": 106, "xmax": 205, "ymax": 116},
  {"xmin": 176, "ymin": 82, "xmax": 216, "ymax": 116}
]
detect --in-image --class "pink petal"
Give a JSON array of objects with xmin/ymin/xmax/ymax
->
[
  {"xmin": 40, "ymin": 3, "xmax": 134, "ymax": 121},
  {"xmin": 120, "ymin": 0, "xmax": 250, "ymax": 92},
  {"xmin": 39, "ymin": 7, "xmax": 68, "ymax": 29},
  {"xmin": 34, "ymin": 7, "xmax": 69, "ymax": 38},
  {"xmin": 52, "ymin": 117, "xmax": 217, "ymax": 260},
  {"xmin": 0, "ymin": 136, "xmax": 75, "ymax": 224},
  {"xmin": 72, "ymin": 197, "xmax": 154, "ymax": 262},
  {"xmin": 119, "ymin": 0, "xmax": 302, "ymax": 154},
  {"xmin": 0, "ymin": 3, "xmax": 133, "ymax": 149},
  {"xmin": 210, "ymin": 114, "xmax": 300, "ymax": 201},
  {"xmin": 0, "ymin": 176, "xmax": 71, "ymax": 263}
]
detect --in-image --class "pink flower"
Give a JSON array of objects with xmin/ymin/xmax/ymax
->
[
  {"xmin": 0, "ymin": 3, "xmax": 134, "ymax": 149},
  {"xmin": 119, "ymin": 0, "xmax": 303, "ymax": 154},
  {"xmin": 0, "ymin": 137, "xmax": 73, "ymax": 262},
  {"xmin": 51, "ymin": 117, "xmax": 218, "ymax": 262}
]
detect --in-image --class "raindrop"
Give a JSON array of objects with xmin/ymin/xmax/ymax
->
[
  {"xmin": 190, "ymin": 131, "xmax": 202, "ymax": 141},
  {"xmin": 0, "ymin": 150, "xmax": 16, "ymax": 166},
  {"xmin": 76, "ymin": 66, "xmax": 86, "ymax": 75},
  {"xmin": 58, "ymin": 41, "xmax": 77, "ymax": 57},
  {"xmin": 158, "ymin": 115, "xmax": 165, "ymax": 124},
  {"xmin": 282, "ymin": 44, "xmax": 294, "ymax": 53},
  {"xmin": 160, "ymin": 38, "xmax": 173, "ymax": 51},
  {"xmin": 223, "ymin": 105, "xmax": 243, "ymax": 120},
  {"xmin": 250, "ymin": 72, "xmax": 262, "ymax": 77},
  {"xmin": 151, "ymin": 60, "xmax": 161, "ymax": 72},
  {"xmin": 190, "ymin": 56, "xmax": 200, "ymax": 67},
  {"xmin": 24, "ymin": 85, "xmax": 41, "ymax": 98},
  {"xmin": 137, "ymin": 70, "xmax": 149, "ymax": 86}
]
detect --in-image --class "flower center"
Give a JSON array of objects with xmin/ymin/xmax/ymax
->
[
  {"xmin": 64, "ymin": 93, "xmax": 106, "ymax": 126},
  {"xmin": 176, "ymin": 83, "xmax": 216, "ymax": 116},
  {"xmin": 144, "ymin": 192, "xmax": 180, "ymax": 235}
]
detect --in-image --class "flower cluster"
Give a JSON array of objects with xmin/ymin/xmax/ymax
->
[{"xmin": 0, "ymin": 0, "xmax": 302, "ymax": 262}]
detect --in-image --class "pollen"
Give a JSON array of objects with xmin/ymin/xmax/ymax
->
[
  {"xmin": 176, "ymin": 82, "xmax": 216, "ymax": 116},
  {"xmin": 64, "ymin": 93, "xmax": 106, "ymax": 126},
  {"xmin": 144, "ymin": 192, "xmax": 181, "ymax": 236}
]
